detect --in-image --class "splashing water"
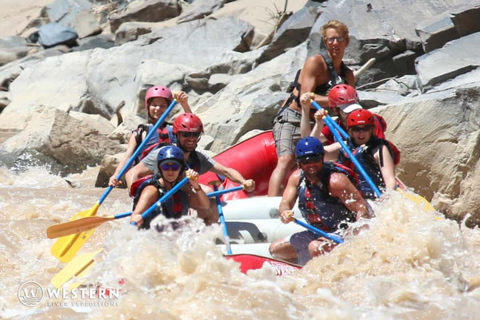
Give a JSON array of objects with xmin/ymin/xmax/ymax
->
[{"xmin": 1, "ymin": 167, "xmax": 479, "ymax": 319}]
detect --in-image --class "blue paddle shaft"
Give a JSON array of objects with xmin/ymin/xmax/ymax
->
[
  {"xmin": 312, "ymin": 101, "xmax": 382, "ymax": 198},
  {"xmin": 117, "ymin": 186, "xmax": 245, "ymax": 222},
  {"xmin": 98, "ymin": 99, "xmax": 178, "ymax": 205},
  {"xmin": 207, "ymin": 185, "xmax": 243, "ymax": 198},
  {"xmin": 294, "ymin": 218, "xmax": 344, "ymax": 244},
  {"xmin": 311, "ymin": 101, "xmax": 349, "ymax": 140},
  {"xmin": 130, "ymin": 177, "xmax": 190, "ymax": 226},
  {"xmin": 214, "ymin": 185, "xmax": 232, "ymax": 254},
  {"xmin": 114, "ymin": 211, "xmax": 133, "ymax": 219}
]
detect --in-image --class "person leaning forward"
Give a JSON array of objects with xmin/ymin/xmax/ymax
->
[
  {"xmin": 268, "ymin": 137, "xmax": 372, "ymax": 265},
  {"xmin": 268, "ymin": 19, "xmax": 354, "ymax": 197}
]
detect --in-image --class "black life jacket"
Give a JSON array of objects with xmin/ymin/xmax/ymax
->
[
  {"xmin": 132, "ymin": 174, "xmax": 189, "ymax": 229},
  {"xmin": 297, "ymin": 162, "xmax": 357, "ymax": 232},
  {"xmin": 133, "ymin": 124, "xmax": 176, "ymax": 165},
  {"xmin": 338, "ymin": 137, "xmax": 400, "ymax": 199},
  {"xmin": 282, "ymin": 51, "xmax": 349, "ymax": 110}
]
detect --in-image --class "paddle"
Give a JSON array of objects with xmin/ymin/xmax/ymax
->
[
  {"xmin": 51, "ymin": 249, "xmax": 102, "ymax": 289},
  {"xmin": 311, "ymin": 100, "xmax": 382, "ymax": 197},
  {"xmin": 51, "ymin": 98, "xmax": 178, "ymax": 263},
  {"xmin": 293, "ymin": 218, "xmax": 344, "ymax": 244},
  {"xmin": 51, "ymin": 182, "xmax": 243, "ymax": 288},
  {"xmin": 46, "ymin": 185, "xmax": 245, "ymax": 239},
  {"xmin": 312, "ymin": 100, "xmax": 436, "ymax": 210},
  {"xmin": 209, "ymin": 181, "xmax": 232, "ymax": 254}
]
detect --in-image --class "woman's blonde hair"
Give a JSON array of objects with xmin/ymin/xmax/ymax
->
[{"xmin": 320, "ymin": 20, "xmax": 349, "ymax": 39}]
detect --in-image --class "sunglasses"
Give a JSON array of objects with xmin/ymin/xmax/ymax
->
[
  {"xmin": 179, "ymin": 132, "xmax": 201, "ymax": 138},
  {"xmin": 298, "ymin": 155, "xmax": 323, "ymax": 165},
  {"xmin": 326, "ymin": 36, "xmax": 345, "ymax": 44},
  {"xmin": 160, "ymin": 162, "xmax": 182, "ymax": 171},
  {"xmin": 351, "ymin": 126, "xmax": 373, "ymax": 133}
]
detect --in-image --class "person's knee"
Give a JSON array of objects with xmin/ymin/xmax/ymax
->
[
  {"xmin": 308, "ymin": 240, "xmax": 336, "ymax": 258},
  {"xmin": 308, "ymin": 241, "xmax": 321, "ymax": 258}
]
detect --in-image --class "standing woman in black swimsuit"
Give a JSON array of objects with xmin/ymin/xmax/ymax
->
[{"xmin": 268, "ymin": 20, "xmax": 355, "ymax": 197}]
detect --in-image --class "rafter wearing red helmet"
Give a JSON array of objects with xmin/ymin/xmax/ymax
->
[
  {"xmin": 126, "ymin": 113, "xmax": 256, "ymax": 225},
  {"xmin": 108, "ymin": 86, "xmax": 192, "ymax": 187},
  {"xmin": 337, "ymin": 109, "xmax": 400, "ymax": 199}
]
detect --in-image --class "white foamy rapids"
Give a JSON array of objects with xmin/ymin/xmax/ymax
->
[
  {"xmin": 44, "ymin": 191, "xmax": 476, "ymax": 319},
  {"xmin": 0, "ymin": 166, "xmax": 67, "ymax": 189},
  {"xmin": 1, "ymin": 169, "xmax": 480, "ymax": 319}
]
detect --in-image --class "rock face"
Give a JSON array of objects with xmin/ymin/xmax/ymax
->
[
  {"xmin": 0, "ymin": 107, "xmax": 124, "ymax": 176},
  {"xmin": 0, "ymin": 0, "xmax": 480, "ymax": 225},
  {"xmin": 378, "ymin": 83, "xmax": 480, "ymax": 227}
]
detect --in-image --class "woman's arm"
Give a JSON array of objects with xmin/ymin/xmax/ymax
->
[
  {"xmin": 109, "ymin": 132, "xmax": 139, "ymax": 187},
  {"xmin": 377, "ymin": 145, "xmax": 397, "ymax": 190},
  {"xmin": 175, "ymin": 91, "xmax": 192, "ymax": 113}
]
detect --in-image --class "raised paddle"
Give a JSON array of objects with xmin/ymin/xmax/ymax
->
[
  {"xmin": 312, "ymin": 100, "xmax": 436, "ymax": 210},
  {"xmin": 293, "ymin": 218, "xmax": 344, "ymax": 244},
  {"xmin": 209, "ymin": 181, "xmax": 232, "ymax": 254},
  {"xmin": 51, "ymin": 98, "xmax": 179, "ymax": 263},
  {"xmin": 46, "ymin": 185, "xmax": 245, "ymax": 239}
]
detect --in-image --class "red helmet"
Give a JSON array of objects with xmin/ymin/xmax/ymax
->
[
  {"xmin": 144, "ymin": 86, "xmax": 173, "ymax": 111},
  {"xmin": 347, "ymin": 109, "xmax": 375, "ymax": 129},
  {"xmin": 328, "ymin": 84, "xmax": 359, "ymax": 108},
  {"xmin": 173, "ymin": 113, "xmax": 204, "ymax": 133}
]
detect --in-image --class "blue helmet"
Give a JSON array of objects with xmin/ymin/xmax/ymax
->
[
  {"xmin": 295, "ymin": 137, "xmax": 325, "ymax": 158},
  {"xmin": 157, "ymin": 145, "xmax": 185, "ymax": 166}
]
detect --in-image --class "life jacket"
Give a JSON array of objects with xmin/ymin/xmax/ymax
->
[
  {"xmin": 132, "ymin": 174, "xmax": 189, "ymax": 229},
  {"xmin": 281, "ymin": 51, "xmax": 349, "ymax": 112},
  {"xmin": 134, "ymin": 124, "xmax": 176, "ymax": 164},
  {"xmin": 297, "ymin": 162, "xmax": 357, "ymax": 232},
  {"xmin": 338, "ymin": 136, "xmax": 400, "ymax": 199}
]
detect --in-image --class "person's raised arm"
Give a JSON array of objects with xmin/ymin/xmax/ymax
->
[
  {"xmin": 185, "ymin": 169, "xmax": 210, "ymax": 210},
  {"xmin": 299, "ymin": 56, "xmax": 329, "ymax": 108},
  {"xmin": 175, "ymin": 91, "xmax": 192, "ymax": 113},
  {"xmin": 300, "ymin": 92, "xmax": 314, "ymax": 137},
  {"xmin": 210, "ymin": 162, "xmax": 255, "ymax": 192},
  {"xmin": 109, "ymin": 132, "xmax": 139, "ymax": 187}
]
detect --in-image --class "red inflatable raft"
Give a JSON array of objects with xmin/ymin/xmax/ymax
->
[{"xmin": 198, "ymin": 131, "xmax": 278, "ymax": 200}]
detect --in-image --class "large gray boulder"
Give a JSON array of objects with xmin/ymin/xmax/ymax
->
[
  {"xmin": 46, "ymin": 0, "xmax": 93, "ymax": 28},
  {"xmin": 0, "ymin": 16, "xmax": 255, "ymax": 132},
  {"xmin": 177, "ymin": 0, "xmax": 226, "ymax": 24},
  {"xmin": 415, "ymin": 32, "xmax": 480, "ymax": 88},
  {"xmin": 0, "ymin": 107, "xmax": 124, "ymax": 176},
  {"xmin": 195, "ymin": 42, "xmax": 307, "ymax": 152},
  {"xmin": 378, "ymin": 84, "xmax": 480, "ymax": 227},
  {"xmin": 109, "ymin": 0, "xmax": 180, "ymax": 33}
]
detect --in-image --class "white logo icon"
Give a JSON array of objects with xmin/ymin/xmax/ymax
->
[{"xmin": 17, "ymin": 281, "xmax": 44, "ymax": 307}]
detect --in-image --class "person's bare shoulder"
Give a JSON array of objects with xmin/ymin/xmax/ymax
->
[
  {"xmin": 288, "ymin": 168, "xmax": 302, "ymax": 184},
  {"xmin": 329, "ymin": 172, "xmax": 353, "ymax": 192}
]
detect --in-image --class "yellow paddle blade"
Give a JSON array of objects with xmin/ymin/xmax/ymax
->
[
  {"xmin": 51, "ymin": 249, "xmax": 102, "ymax": 289},
  {"xmin": 50, "ymin": 203, "xmax": 100, "ymax": 263},
  {"xmin": 398, "ymin": 189, "xmax": 436, "ymax": 213},
  {"xmin": 47, "ymin": 216, "xmax": 115, "ymax": 239}
]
